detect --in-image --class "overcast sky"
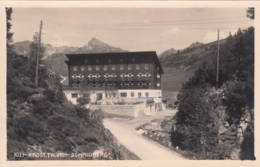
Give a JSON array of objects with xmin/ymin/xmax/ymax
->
[{"xmin": 11, "ymin": 8, "xmax": 254, "ymax": 54}]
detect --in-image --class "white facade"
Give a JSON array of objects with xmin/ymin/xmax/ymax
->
[{"xmin": 63, "ymin": 89, "xmax": 162, "ymax": 105}]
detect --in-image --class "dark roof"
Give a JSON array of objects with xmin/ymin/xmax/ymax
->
[
  {"xmin": 62, "ymin": 85, "xmax": 117, "ymax": 91},
  {"xmin": 65, "ymin": 51, "xmax": 164, "ymax": 74}
]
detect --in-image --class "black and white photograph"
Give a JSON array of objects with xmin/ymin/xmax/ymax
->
[{"xmin": 3, "ymin": 1, "xmax": 257, "ymax": 162}]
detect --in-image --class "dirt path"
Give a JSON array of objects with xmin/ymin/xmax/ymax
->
[{"xmin": 103, "ymin": 109, "xmax": 185, "ymax": 160}]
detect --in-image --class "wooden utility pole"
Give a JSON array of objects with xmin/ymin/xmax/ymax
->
[
  {"xmin": 35, "ymin": 20, "xmax": 43, "ymax": 87},
  {"xmin": 216, "ymin": 29, "xmax": 220, "ymax": 89}
]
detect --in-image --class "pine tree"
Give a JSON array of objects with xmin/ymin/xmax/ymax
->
[{"xmin": 6, "ymin": 7, "xmax": 14, "ymax": 55}]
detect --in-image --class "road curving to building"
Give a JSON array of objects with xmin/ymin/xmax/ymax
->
[{"xmin": 103, "ymin": 109, "xmax": 185, "ymax": 160}]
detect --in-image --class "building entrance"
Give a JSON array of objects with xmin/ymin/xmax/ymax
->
[{"xmin": 96, "ymin": 93, "xmax": 103, "ymax": 100}]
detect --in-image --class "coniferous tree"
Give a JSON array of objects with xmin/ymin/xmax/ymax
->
[{"xmin": 6, "ymin": 7, "xmax": 14, "ymax": 55}]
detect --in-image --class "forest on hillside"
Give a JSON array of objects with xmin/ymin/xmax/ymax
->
[
  {"xmin": 171, "ymin": 19, "xmax": 255, "ymax": 160},
  {"xmin": 6, "ymin": 8, "xmax": 132, "ymax": 160}
]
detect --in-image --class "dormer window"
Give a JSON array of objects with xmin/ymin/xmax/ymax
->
[
  {"xmin": 112, "ymin": 65, "xmax": 116, "ymax": 70},
  {"xmin": 85, "ymin": 60, "xmax": 88, "ymax": 63},
  {"xmin": 132, "ymin": 58, "xmax": 135, "ymax": 62},
  {"xmin": 73, "ymin": 66, "xmax": 77, "ymax": 71},
  {"xmin": 88, "ymin": 66, "xmax": 92, "ymax": 71},
  {"xmin": 81, "ymin": 66, "xmax": 85, "ymax": 71},
  {"xmin": 136, "ymin": 65, "xmax": 140, "ymax": 70},
  {"xmin": 145, "ymin": 64, "xmax": 149, "ymax": 69},
  {"xmin": 120, "ymin": 59, "xmax": 123, "ymax": 62},
  {"xmin": 96, "ymin": 59, "xmax": 99, "ymax": 63},
  {"xmin": 108, "ymin": 59, "xmax": 111, "ymax": 63},
  {"xmin": 120, "ymin": 65, "xmax": 124, "ymax": 70},
  {"xmin": 128, "ymin": 65, "xmax": 132, "ymax": 70},
  {"xmin": 104, "ymin": 65, "xmax": 108, "ymax": 70},
  {"xmin": 96, "ymin": 66, "xmax": 100, "ymax": 71}
]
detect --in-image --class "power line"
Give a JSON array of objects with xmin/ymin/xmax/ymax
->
[
  {"xmin": 45, "ymin": 16, "xmax": 247, "ymax": 27},
  {"xmin": 44, "ymin": 20, "xmax": 251, "ymax": 28},
  {"xmin": 35, "ymin": 20, "xmax": 43, "ymax": 87}
]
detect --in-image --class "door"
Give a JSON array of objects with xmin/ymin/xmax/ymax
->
[{"xmin": 96, "ymin": 93, "xmax": 103, "ymax": 100}]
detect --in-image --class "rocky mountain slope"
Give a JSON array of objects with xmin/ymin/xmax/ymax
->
[
  {"xmin": 159, "ymin": 48, "xmax": 178, "ymax": 59},
  {"xmin": 159, "ymin": 39, "xmax": 226, "ymax": 94},
  {"xmin": 14, "ymin": 38, "xmax": 128, "ymax": 77},
  {"xmin": 159, "ymin": 39, "xmax": 226, "ymax": 72},
  {"xmin": 75, "ymin": 37, "xmax": 127, "ymax": 53},
  {"xmin": 43, "ymin": 38, "xmax": 128, "ymax": 76}
]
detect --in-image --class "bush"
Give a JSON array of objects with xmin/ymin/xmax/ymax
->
[{"xmin": 43, "ymin": 89, "xmax": 55, "ymax": 102}]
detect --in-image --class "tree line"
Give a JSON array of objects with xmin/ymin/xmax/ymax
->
[{"xmin": 171, "ymin": 9, "xmax": 254, "ymax": 160}]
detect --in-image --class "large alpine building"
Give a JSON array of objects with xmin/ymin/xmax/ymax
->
[{"xmin": 63, "ymin": 51, "xmax": 164, "ymax": 104}]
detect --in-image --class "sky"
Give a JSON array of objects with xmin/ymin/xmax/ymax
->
[{"xmin": 10, "ymin": 8, "xmax": 254, "ymax": 54}]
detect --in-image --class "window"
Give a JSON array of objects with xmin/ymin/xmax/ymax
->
[
  {"xmin": 73, "ymin": 66, "xmax": 77, "ymax": 71},
  {"xmin": 79, "ymin": 74, "xmax": 84, "ymax": 80},
  {"xmin": 128, "ymin": 65, "xmax": 132, "ymax": 70},
  {"xmin": 120, "ymin": 92, "xmax": 127, "ymax": 97},
  {"xmin": 96, "ymin": 59, "xmax": 99, "ymax": 63},
  {"xmin": 128, "ymin": 82, "xmax": 133, "ymax": 87},
  {"xmin": 121, "ymin": 82, "xmax": 126, "ymax": 87},
  {"xmin": 104, "ymin": 65, "xmax": 108, "ymax": 70},
  {"xmin": 85, "ymin": 60, "xmax": 88, "ymax": 63},
  {"xmin": 136, "ymin": 65, "xmax": 140, "ymax": 70},
  {"xmin": 138, "ymin": 82, "xmax": 143, "ymax": 87},
  {"xmin": 88, "ymin": 66, "xmax": 92, "ymax": 71},
  {"xmin": 145, "ymin": 64, "xmax": 149, "ymax": 69},
  {"xmin": 72, "ymin": 74, "xmax": 77, "ymax": 78},
  {"xmin": 120, "ymin": 73, "xmax": 126, "ymax": 78},
  {"xmin": 131, "ymin": 92, "xmax": 134, "ymax": 97},
  {"xmin": 108, "ymin": 59, "xmax": 111, "ymax": 63},
  {"xmin": 88, "ymin": 83, "xmax": 93, "ymax": 87},
  {"xmin": 157, "ymin": 82, "xmax": 161, "ymax": 87},
  {"xmin": 145, "ymin": 92, "xmax": 149, "ymax": 97},
  {"xmin": 103, "ymin": 82, "xmax": 108, "ymax": 87},
  {"xmin": 157, "ymin": 74, "xmax": 160, "ymax": 79},
  {"xmin": 120, "ymin": 59, "xmax": 123, "ymax": 62},
  {"xmin": 132, "ymin": 58, "xmax": 135, "ymax": 62},
  {"xmin": 138, "ymin": 92, "xmax": 141, "ymax": 97},
  {"xmin": 71, "ymin": 93, "xmax": 78, "ymax": 98},
  {"xmin": 88, "ymin": 74, "xmax": 93, "ymax": 78},
  {"xmin": 128, "ymin": 73, "xmax": 133, "ymax": 77},
  {"xmin": 81, "ymin": 66, "xmax": 85, "ymax": 71},
  {"xmin": 112, "ymin": 65, "xmax": 116, "ymax": 70},
  {"xmin": 110, "ymin": 82, "xmax": 116, "ymax": 87},
  {"xmin": 120, "ymin": 65, "xmax": 124, "ymax": 70},
  {"xmin": 96, "ymin": 66, "xmax": 100, "ymax": 71}
]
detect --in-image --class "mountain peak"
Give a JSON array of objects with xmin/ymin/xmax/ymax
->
[
  {"xmin": 87, "ymin": 37, "xmax": 105, "ymax": 47},
  {"xmin": 76, "ymin": 37, "xmax": 127, "ymax": 54},
  {"xmin": 159, "ymin": 47, "xmax": 178, "ymax": 58}
]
